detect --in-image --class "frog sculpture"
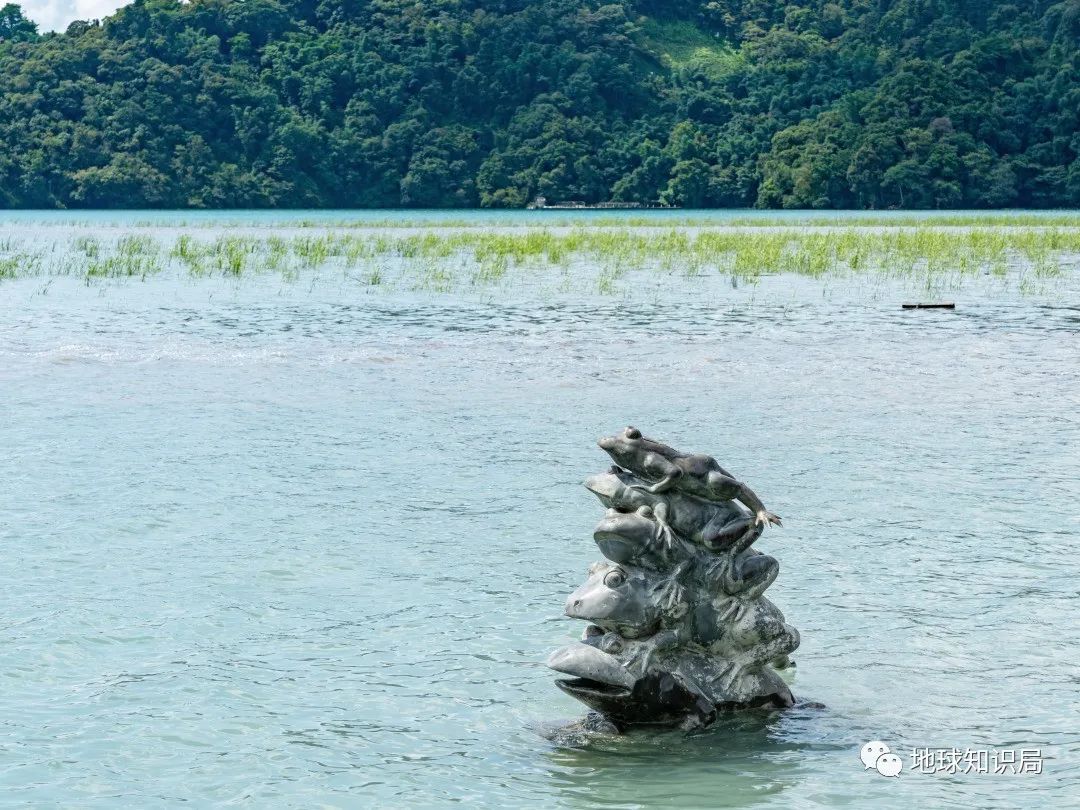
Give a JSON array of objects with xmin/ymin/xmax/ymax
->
[{"xmin": 547, "ymin": 428, "xmax": 800, "ymax": 732}]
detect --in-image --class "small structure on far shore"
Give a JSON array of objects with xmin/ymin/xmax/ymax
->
[{"xmin": 526, "ymin": 196, "xmax": 678, "ymax": 210}]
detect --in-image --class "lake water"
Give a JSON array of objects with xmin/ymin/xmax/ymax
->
[
  {"xmin": 1, "ymin": 212, "xmax": 1078, "ymax": 808},
  {"xmin": 1, "ymin": 207, "xmax": 1073, "ymax": 224}
]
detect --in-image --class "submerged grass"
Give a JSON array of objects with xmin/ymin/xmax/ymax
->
[{"xmin": 1, "ymin": 223, "xmax": 1078, "ymax": 293}]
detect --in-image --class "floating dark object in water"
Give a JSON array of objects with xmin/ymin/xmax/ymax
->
[
  {"xmin": 901, "ymin": 302, "xmax": 956, "ymax": 309},
  {"xmin": 547, "ymin": 427, "xmax": 800, "ymax": 733}
]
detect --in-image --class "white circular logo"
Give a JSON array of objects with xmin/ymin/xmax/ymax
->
[
  {"xmin": 860, "ymin": 740, "xmax": 890, "ymax": 770},
  {"xmin": 876, "ymin": 752, "xmax": 903, "ymax": 777}
]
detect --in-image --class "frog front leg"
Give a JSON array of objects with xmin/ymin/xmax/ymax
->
[
  {"xmin": 730, "ymin": 480, "xmax": 782, "ymax": 528},
  {"xmin": 646, "ymin": 502, "xmax": 680, "ymax": 557},
  {"xmin": 628, "ymin": 454, "xmax": 682, "ymax": 494}
]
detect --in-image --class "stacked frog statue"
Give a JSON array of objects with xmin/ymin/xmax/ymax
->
[{"xmin": 547, "ymin": 427, "xmax": 800, "ymax": 732}]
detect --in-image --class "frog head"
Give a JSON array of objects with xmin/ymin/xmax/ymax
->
[
  {"xmin": 596, "ymin": 426, "xmax": 645, "ymax": 468},
  {"xmin": 592, "ymin": 506, "xmax": 661, "ymax": 565},
  {"xmin": 564, "ymin": 560, "xmax": 686, "ymax": 638}
]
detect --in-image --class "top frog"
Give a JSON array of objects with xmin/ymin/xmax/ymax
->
[{"xmin": 597, "ymin": 427, "xmax": 782, "ymax": 529}]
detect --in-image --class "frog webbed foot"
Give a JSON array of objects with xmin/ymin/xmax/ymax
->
[
  {"xmin": 755, "ymin": 509, "xmax": 782, "ymax": 528},
  {"xmin": 624, "ymin": 630, "xmax": 680, "ymax": 676},
  {"xmin": 624, "ymin": 640, "xmax": 660, "ymax": 675},
  {"xmin": 715, "ymin": 655, "xmax": 749, "ymax": 695}
]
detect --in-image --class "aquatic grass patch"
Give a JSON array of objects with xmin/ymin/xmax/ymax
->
[
  {"xmin": 83, "ymin": 254, "xmax": 163, "ymax": 279},
  {"xmin": 116, "ymin": 234, "xmax": 157, "ymax": 257},
  {"xmin": 72, "ymin": 235, "xmax": 100, "ymax": 258},
  {"xmin": 1, "ymin": 223, "xmax": 1079, "ymax": 294},
  {"xmin": 292, "ymin": 235, "xmax": 334, "ymax": 267},
  {"xmin": 0, "ymin": 256, "xmax": 29, "ymax": 278},
  {"xmin": 211, "ymin": 236, "xmax": 258, "ymax": 276}
]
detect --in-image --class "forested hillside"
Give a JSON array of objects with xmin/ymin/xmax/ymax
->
[{"xmin": 0, "ymin": 0, "xmax": 1077, "ymax": 208}]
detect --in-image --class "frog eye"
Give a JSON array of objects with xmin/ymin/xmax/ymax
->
[
  {"xmin": 625, "ymin": 427, "xmax": 641, "ymax": 439},
  {"xmin": 636, "ymin": 505, "xmax": 653, "ymax": 517},
  {"xmin": 600, "ymin": 635, "xmax": 623, "ymax": 654},
  {"xmin": 604, "ymin": 569, "xmax": 627, "ymax": 588}
]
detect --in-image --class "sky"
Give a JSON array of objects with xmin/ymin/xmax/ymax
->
[{"xmin": 20, "ymin": 0, "xmax": 129, "ymax": 32}]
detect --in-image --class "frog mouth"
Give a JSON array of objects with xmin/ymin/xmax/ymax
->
[
  {"xmin": 583, "ymin": 473, "xmax": 621, "ymax": 506},
  {"xmin": 547, "ymin": 644, "xmax": 635, "ymax": 700},
  {"xmin": 592, "ymin": 529, "xmax": 645, "ymax": 565},
  {"xmin": 555, "ymin": 676, "xmax": 633, "ymax": 699}
]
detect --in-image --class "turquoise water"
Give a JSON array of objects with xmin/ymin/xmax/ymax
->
[
  {"xmin": 0, "ymin": 207, "xmax": 1077, "ymax": 226},
  {"xmin": 1, "ymin": 214, "xmax": 1078, "ymax": 807}
]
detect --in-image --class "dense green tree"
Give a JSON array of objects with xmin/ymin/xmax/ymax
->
[
  {"xmin": 0, "ymin": 3, "xmax": 36, "ymax": 42},
  {"xmin": 0, "ymin": 0, "xmax": 1076, "ymax": 208},
  {"xmin": 758, "ymin": 111, "xmax": 859, "ymax": 208}
]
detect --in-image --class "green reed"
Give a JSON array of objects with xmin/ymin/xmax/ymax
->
[{"xmin": 1, "ymin": 223, "xmax": 1078, "ymax": 293}]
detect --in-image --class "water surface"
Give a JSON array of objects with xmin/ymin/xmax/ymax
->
[{"xmin": 1, "ymin": 214, "xmax": 1078, "ymax": 807}]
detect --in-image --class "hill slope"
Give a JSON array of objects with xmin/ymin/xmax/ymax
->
[{"xmin": 0, "ymin": 0, "xmax": 1077, "ymax": 208}]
